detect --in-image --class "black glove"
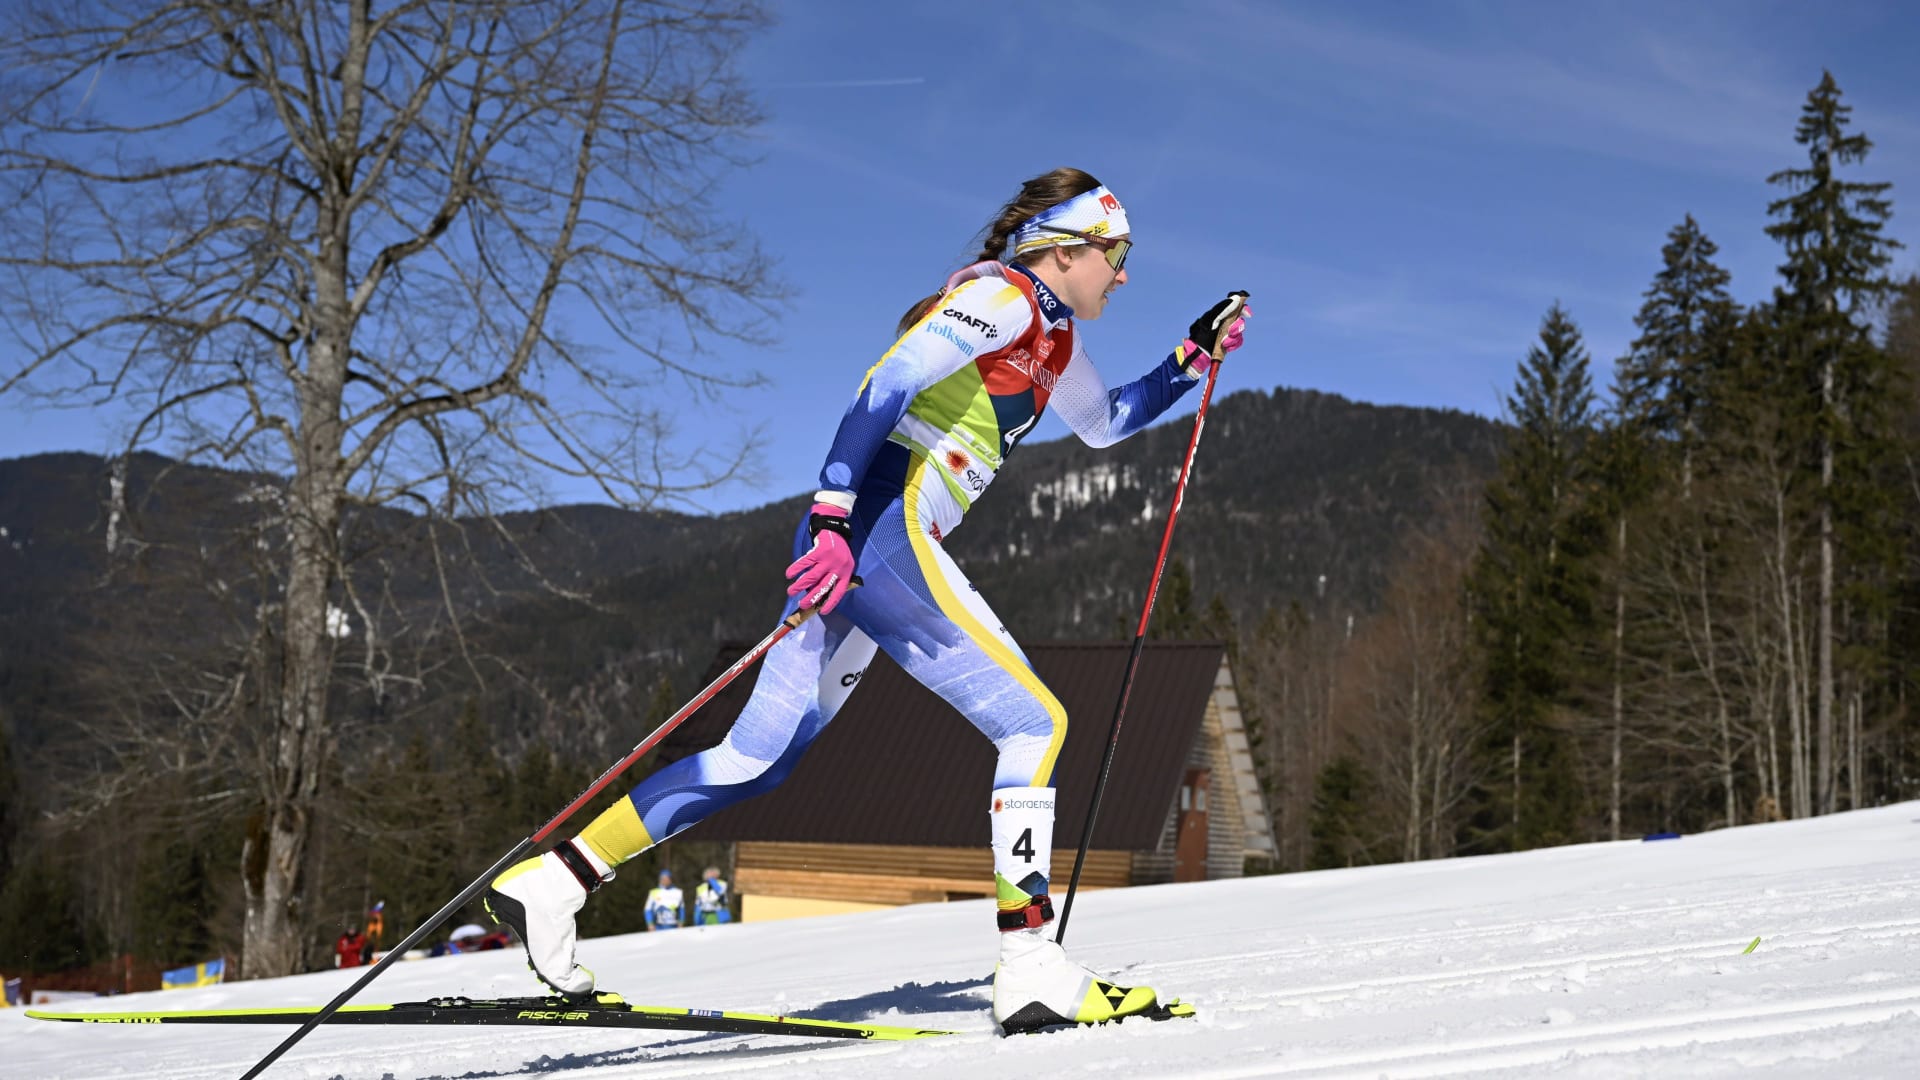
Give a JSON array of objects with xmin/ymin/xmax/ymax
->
[{"xmin": 1181, "ymin": 291, "xmax": 1251, "ymax": 369}]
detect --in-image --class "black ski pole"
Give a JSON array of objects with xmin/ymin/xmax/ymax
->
[
  {"xmin": 238, "ymin": 589, "xmax": 850, "ymax": 1079},
  {"xmin": 1054, "ymin": 296, "xmax": 1245, "ymax": 946}
]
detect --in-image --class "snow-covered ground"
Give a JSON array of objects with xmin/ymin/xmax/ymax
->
[{"xmin": 11, "ymin": 803, "xmax": 1920, "ymax": 1078}]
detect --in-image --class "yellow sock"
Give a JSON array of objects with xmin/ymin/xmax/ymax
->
[{"xmin": 577, "ymin": 797, "xmax": 654, "ymax": 867}]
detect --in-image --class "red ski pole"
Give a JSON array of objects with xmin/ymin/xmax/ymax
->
[
  {"xmin": 239, "ymin": 589, "xmax": 849, "ymax": 1079},
  {"xmin": 1054, "ymin": 297, "xmax": 1245, "ymax": 945}
]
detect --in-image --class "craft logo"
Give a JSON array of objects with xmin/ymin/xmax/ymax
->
[
  {"xmin": 1099, "ymin": 192, "xmax": 1121, "ymax": 214},
  {"xmin": 840, "ymin": 668, "xmax": 865, "ymax": 688},
  {"xmin": 939, "ymin": 308, "xmax": 998, "ymax": 339}
]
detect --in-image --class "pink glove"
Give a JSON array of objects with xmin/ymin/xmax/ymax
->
[
  {"xmin": 1180, "ymin": 291, "xmax": 1252, "ymax": 376},
  {"xmin": 785, "ymin": 502, "xmax": 856, "ymax": 614}
]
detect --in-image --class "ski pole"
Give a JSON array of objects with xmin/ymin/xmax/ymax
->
[
  {"xmin": 1054, "ymin": 297, "xmax": 1245, "ymax": 946},
  {"xmin": 239, "ymin": 586, "xmax": 852, "ymax": 1079}
]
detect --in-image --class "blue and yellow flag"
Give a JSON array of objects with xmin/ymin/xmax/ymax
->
[{"xmin": 160, "ymin": 957, "xmax": 225, "ymax": 990}]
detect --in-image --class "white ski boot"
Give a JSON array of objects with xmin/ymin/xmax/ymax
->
[
  {"xmin": 992, "ymin": 927, "xmax": 1164, "ymax": 1034},
  {"xmin": 986, "ymin": 785, "xmax": 1166, "ymax": 1033},
  {"xmin": 484, "ymin": 839, "xmax": 613, "ymax": 997}
]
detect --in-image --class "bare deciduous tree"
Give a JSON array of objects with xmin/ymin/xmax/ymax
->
[
  {"xmin": 1332, "ymin": 482, "xmax": 1486, "ymax": 862},
  {"xmin": 0, "ymin": 0, "xmax": 774, "ymax": 976}
]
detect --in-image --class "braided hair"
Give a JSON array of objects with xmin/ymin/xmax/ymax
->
[{"xmin": 894, "ymin": 167, "xmax": 1104, "ymax": 337}]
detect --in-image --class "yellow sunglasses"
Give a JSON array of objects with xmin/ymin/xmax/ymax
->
[{"xmin": 1032, "ymin": 226, "xmax": 1131, "ymax": 272}]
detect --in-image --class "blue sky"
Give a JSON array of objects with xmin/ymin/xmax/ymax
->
[{"xmin": 3, "ymin": 1, "xmax": 1917, "ymax": 513}]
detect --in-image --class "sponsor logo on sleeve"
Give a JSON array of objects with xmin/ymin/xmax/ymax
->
[
  {"xmin": 939, "ymin": 308, "xmax": 999, "ymax": 339},
  {"xmin": 923, "ymin": 320, "xmax": 975, "ymax": 357}
]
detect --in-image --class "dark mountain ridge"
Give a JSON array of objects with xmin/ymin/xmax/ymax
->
[{"xmin": 0, "ymin": 386, "xmax": 1501, "ymax": 757}]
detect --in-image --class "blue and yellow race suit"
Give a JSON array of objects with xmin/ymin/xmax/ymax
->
[{"xmin": 575, "ymin": 261, "xmax": 1204, "ymax": 911}]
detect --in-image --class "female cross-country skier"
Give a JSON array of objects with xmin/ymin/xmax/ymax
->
[{"xmin": 486, "ymin": 167, "xmax": 1250, "ymax": 1034}]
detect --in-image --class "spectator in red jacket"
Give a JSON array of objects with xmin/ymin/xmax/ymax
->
[{"xmin": 334, "ymin": 925, "xmax": 368, "ymax": 969}]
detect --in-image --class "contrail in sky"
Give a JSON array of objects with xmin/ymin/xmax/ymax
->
[{"xmin": 763, "ymin": 77, "xmax": 927, "ymax": 89}]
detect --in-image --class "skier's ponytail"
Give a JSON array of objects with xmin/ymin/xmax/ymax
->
[{"xmin": 894, "ymin": 167, "xmax": 1105, "ymax": 337}]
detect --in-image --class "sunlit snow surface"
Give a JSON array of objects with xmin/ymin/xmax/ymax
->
[{"xmin": 11, "ymin": 803, "xmax": 1920, "ymax": 1078}]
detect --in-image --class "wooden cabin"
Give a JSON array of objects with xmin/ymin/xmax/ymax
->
[{"xmin": 659, "ymin": 640, "xmax": 1273, "ymax": 922}]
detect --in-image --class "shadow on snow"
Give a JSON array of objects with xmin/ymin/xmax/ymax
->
[{"xmin": 370, "ymin": 977, "xmax": 991, "ymax": 1079}]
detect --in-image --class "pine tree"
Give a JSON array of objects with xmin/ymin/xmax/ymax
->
[
  {"xmin": 1765, "ymin": 71, "xmax": 1904, "ymax": 813},
  {"xmin": 1469, "ymin": 303, "xmax": 1600, "ymax": 851},
  {"xmin": 1153, "ymin": 557, "xmax": 1200, "ymax": 638},
  {"xmin": 1886, "ymin": 277, "xmax": 1920, "ymax": 802},
  {"xmin": 0, "ymin": 709, "xmax": 16, "ymax": 889},
  {"xmin": 1602, "ymin": 218, "xmax": 1741, "ymax": 834},
  {"xmin": 1306, "ymin": 756, "xmax": 1371, "ymax": 869},
  {"xmin": 132, "ymin": 832, "xmax": 218, "ymax": 967},
  {"xmin": 1201, "ymin": 592, "xmax": 1239, "ymax": 658},
  {"xmin": 0, "ymin": 847, "xmax": 100, "ymax": 973},
  {"xmin": 1619, "ymin": 215, "xmax": 1738, "ymax": 496}
]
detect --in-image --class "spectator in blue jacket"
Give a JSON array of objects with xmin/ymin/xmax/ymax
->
[{"xmin": 644, "ymin": 869, "xmax": 683, "ymax": 931}]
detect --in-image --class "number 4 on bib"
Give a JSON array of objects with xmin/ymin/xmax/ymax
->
[{"xmin": 1012, "ymin": 827, "xmax": 1035, "ymax": 863}]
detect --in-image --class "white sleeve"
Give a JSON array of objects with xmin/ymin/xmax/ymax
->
[
  {"xmin": 1048, "ymin": 333, "xmax": 1202, "ymax": 448},
  {"xmin": 1049, "ymin": 336, "xmax": 1119, "ymax": 447}
]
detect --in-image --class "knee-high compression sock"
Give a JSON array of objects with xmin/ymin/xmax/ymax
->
[{"xmin": 991, "ymin": 786, "xmax": 1056, "ymax": 930}]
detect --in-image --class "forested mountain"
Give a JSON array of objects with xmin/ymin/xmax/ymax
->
[{"xmin": 0, "ymin": 386, "xmax": 1500, "ymax": 761}]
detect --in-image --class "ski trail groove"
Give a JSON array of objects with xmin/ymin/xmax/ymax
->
[{"xmin": 1182, "ymin": 985, "xmax": 1920, "ymax": 1078}]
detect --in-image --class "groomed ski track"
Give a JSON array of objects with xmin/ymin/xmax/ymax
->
[{"xmin": 10, "ymin": 803, "xmax": 1920, "ymax": 1078}]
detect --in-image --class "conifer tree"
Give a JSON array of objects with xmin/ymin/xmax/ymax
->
[
  {"xmin": 1887, "ymin": 278, "xmax": 1920, "ymax": 798},
  {"xmin": 0, "ymin": 710, "xmax": 15, "ymax": 890},
  {"xmin": 1619, "ymin": 215, "xmax": 1738, "ymax": 496},
  {"xmin": 1153, "ymin": 557, "xmax": 1201, "ymax": 639},
  {"xmin": 1307, "ymin": 756, "xmax": 1371, "ymax": 869},
  {"xmin": 1202, "ymin": 592, "xmax": 1239, "ymax": 659},
  {"xmin": 1469, "ymin": 304, "xmax": 1600, "ymax": 851},
  {"xmin": 1603, "ymin": 217, "xmax": 1741, "ymax": 834},
  {"xmin": 1765, "ymin": 71, "xmax": 1904, "ymax": 813},
  {"xmin": 133, "ymin": 833, "xmax": 218, "ymax": 967}
]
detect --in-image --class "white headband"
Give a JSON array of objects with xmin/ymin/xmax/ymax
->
[{"xmin": 1011, "ymin": 185, "xmax": 1131, "ymax": 256}]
